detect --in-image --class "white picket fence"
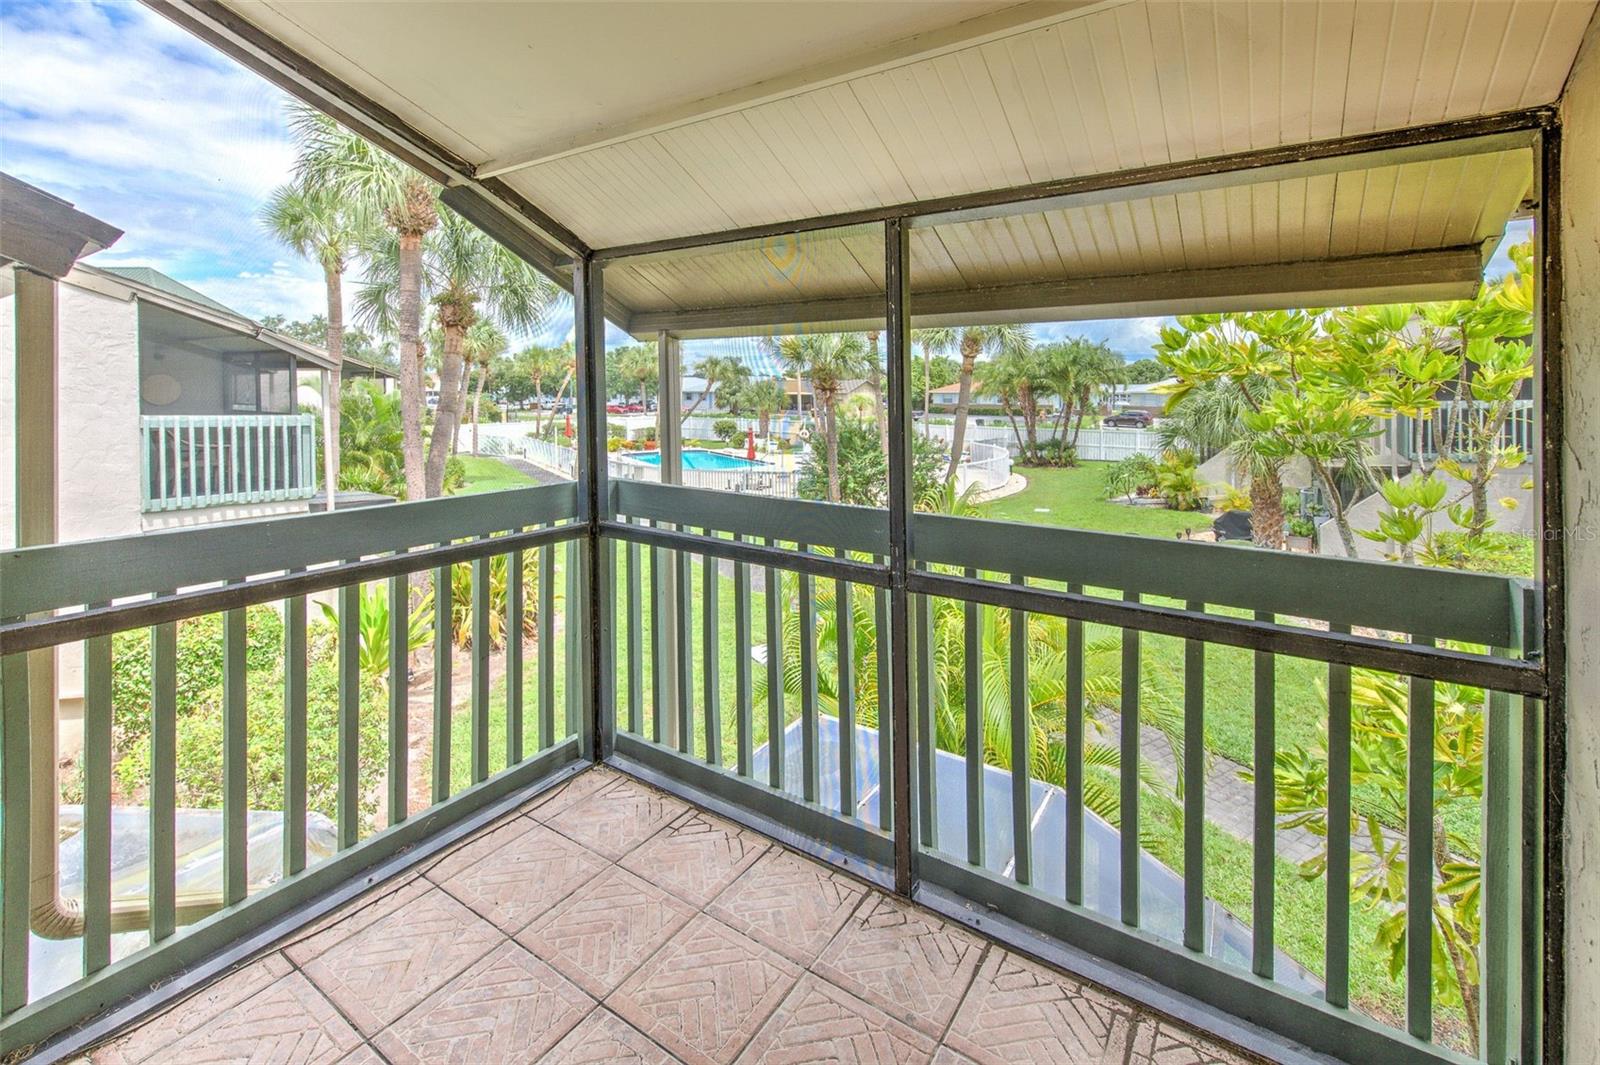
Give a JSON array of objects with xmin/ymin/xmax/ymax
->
[{"xmin": 918, "ymin": 421, "xmax": 1163, "ymax": 462}]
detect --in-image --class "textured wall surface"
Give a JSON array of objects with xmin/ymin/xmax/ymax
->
[{"xmin": 1562, "ymin": 11, "xmax": 1600, "ymax": 1058}]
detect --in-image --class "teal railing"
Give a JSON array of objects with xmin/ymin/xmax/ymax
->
[{"xmin": 140, "ymin": 414, "xmax": 319, "ymax": 513}]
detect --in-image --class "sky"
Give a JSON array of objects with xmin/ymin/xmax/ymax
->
[{"xmin": 2, "ymin": 0, "xmax": 1532, "ymax": 370}]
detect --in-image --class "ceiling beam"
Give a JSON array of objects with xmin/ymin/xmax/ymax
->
[
  {"xmin": 626, "ymin": 245, "xmax": 1486, "ymax": 339},
  {"xmin": 474, "ymin": 1, "xmax": 1096, "ymax": 179}
]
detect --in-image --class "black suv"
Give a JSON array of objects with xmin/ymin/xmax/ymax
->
[{"xmin": 1103, "ymin": 409, "xmax": 1153, "ymax": 428}]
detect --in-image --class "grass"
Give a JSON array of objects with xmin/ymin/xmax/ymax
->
[
  {"xmin": 983, "ymin": 462, "xmax": 1213, "ymax": 538},
  {"xmin": 454, "ymin": 455, "xmax": 539, "ymax": 495}
]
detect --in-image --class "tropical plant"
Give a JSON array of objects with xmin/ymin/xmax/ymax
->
[
  {"xmin": 447, "ymin": 552, "xmax": 540, "ymax": 651},
  {"xmin": 734, "ymin": 377, "xmax": 786, "ymax": 439},
  {"xmin": 1104, "ymin": 453, "xmax": 1160, "ymax": 501},
  {"xmin": 915, "ymin": 325, "xmax": 1032, "ymax": 480},
  {"xmin": 260, "ymin": 179, "xmax": 370, "ymax": 474},
  {"xmin": 1154, "ymin": 449, "xmax": 1204, "ymax": 511},
  {"xmin": 318, "ymin": 582, "xmax": 433, "ymax": 675},
  {"xmin": 461, "ymin": 319, "xmax": 509, "ymax": 455},
  {"xmin": 682, "ymin": 355, "xmax": 750, "ymax": 423},
  {"xmin": 519, "ymin": 344, "xmax": 569, "ymax": 434},
  {"xmin": 1037, "ymin": 338, "xmax": 1122, "ymax": 450},
  {"xmin": 336, "ymin": 380, "xmax": 406, "ymax": 497},
  {"xmin": 778, "ymin": 333, "xmax": 872, "ymax": 502},
  {"xmin": 796, "ymin": 422, "xmax": 945, "ymax": 507},
  {"xmin": 977, "ymin": 345, "xmax": 1046, "ymax": 460},
  {"xmin": 712, "ymin": 417, "xmax": 742, "ymax": 446},
  {"xmin": 1156, "ymin": 377, "xmax": 1286, "ymax": 548},
  {"xmin": 612, "ymin": 344, "xmax": 658, "ymax": 410},
  {"xmin": 1272, "ymin": 668, "xmax": 1490, "ymax": 1053}
]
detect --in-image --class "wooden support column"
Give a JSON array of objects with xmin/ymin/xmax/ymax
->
[
  {"xmin": 13, "ymin": 269, "xmax": 62, "ymax": 938},
  {"xmin": 655, "ymin": 331, "xmax": 684, "ymax": 748}
]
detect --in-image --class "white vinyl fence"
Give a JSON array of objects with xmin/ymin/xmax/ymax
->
[{"xmin": 919, "ymin": 420, "xmax": 1163, "ymax": 462}]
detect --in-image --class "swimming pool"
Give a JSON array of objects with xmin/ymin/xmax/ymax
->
[{"xmin": 626, "ymin": 448, "xmax": 771, "ymax": 471}]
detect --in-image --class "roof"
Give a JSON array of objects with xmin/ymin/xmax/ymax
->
[
  {"xmin": 0, "ymin": 172, "xmax": 122, "ymax": 278},
  {"xmin": 100, "ymin": 266, "xmax": 241, "ymax": 318},
  {"xmin": 177, "ymin": 1, "xmax": 1594, "ymax": 337}
]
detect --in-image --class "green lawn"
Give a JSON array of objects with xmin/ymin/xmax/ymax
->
[
  {"xmin": 454, "ymin": 455, "xmax": 539, "ymax": 495},
  {"xmin": 983, "ymin": 462, "xmax": 1213, "ymax": 537}
]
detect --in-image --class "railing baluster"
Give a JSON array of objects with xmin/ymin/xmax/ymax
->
[
  {"xmin": 337, "ymin": 583, "xmax": 359, "ymax": 848},
  {"xmin": 1253, "ymin": 610, "xmax": 1275, "ymax": 976},
  {"xmin": 157, "ymin": 422, "xmax": 169, "ymax": 508},
  {"xmin": 915, "ymin": 585, "xmax": 936, "ymax": 850},
  {"xmin": 223, "ymin": 606, "xmax": 248, "ymax": 906},
  {"xmin": 702, "ymin": 529, "xmax": 721, "ymax": 766},
  {"xmin": 150, "ymin": 620, "xmax": 178, "ymax": 936},
  {"xmin": 1011, "ymin": 575, "xmax": 1031, "ymax": 886},
  {"xmin": 798, "ymin": 544, "xmax": 819, "ymax": 804},
  {"xmin": 566, "ymin": 540, "xmax": 581, "ymax": 738},
  {"xmin": 470, "ymin": 557, "xmax": 490, "ymax": 784},
  {"xmin": 649, "ymin": 538, "xmax": 664, "ymax": 744},
  {"xmin": 837, "ymin": 578, "xmax": 855, "ymax": 818},
  {"xmin": 1183, "ymin": 601, "xmax": 1205, "ymax": 952},
  {"xmin": 963, "ymin": 570, "xmax": 983, "ymax": 867},
  {"xmin": 875, "ymin": 584, "xmax": 892, "ymax": 833},
  {"xmin": 433, "ymin": 565, "xmax": 453, "ymax": 804},
  {"xmin": 383, "ymin": 579, "xmax": 408, "ymax": 825},
  {"xmin": 0, "ymin": 654, "xmax": 30, "ymax": 1015},
  {"xmin": 1480, "ymin": 647, "xmax": 1515, "ymax": 1060},
  {"xmin": 1407, "ymin": 635, "xmax": 1436, "ymax": 1041},
  {"xmin": 140, "ymin": 418, "xmax": 152, "ymax": 509},
  {"xmin": 764, "ymin": 539, "xmax": 783, "ymax": 790},
  {"xmin": 1325, "ymin": 623, "xmax": 1352, "ymax": 1008},
  {"xmin": 185, "ymin": 420, "xmax": 198, "ymax": 508},
  {"xmin": 1120, "ymin": 592, "xmax": 1141, "ymax": 925},
  {"xmin": 202, "ymin": 419, "xmax": 214, "ymax": 504},
  {"xmin": 507, "ymin": 551, "xmax": 524, "ymax": 765},
  {"xmin": 733, "ymin": 535, "xmax": 752, "ymax": 776},
  {"xmin": 1064, "ymin": 584, "xmax": 1085, "ymax": 906},
  {"xmin": 627, "ymin": 539, "xmax": 642, "ymax": 736},
  {"xmin": 283, "ymin": 595, "xmax": 310, "ymax": 868},
  {"xmin": 539, "ymin": 542, "xmax": 555, "ymax": 749},
  {"xmin": 82, "ymin": 630, "xmax": 112, "ymax": 974},
  {"xmin": 675, "ymin": 543, "xmax": 693, "ymax": 756}
]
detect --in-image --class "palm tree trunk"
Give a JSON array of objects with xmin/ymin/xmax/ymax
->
[
  {"xmin": 451, "ymin": 361, "xmax": 471, "ymax": 456},
  {"xmin": 323, "ymin": 266, "xmax": 344, "ymax": 478},
  {"xmin": 866, "ymin": 330, "xmax": 887, "ymax": 451},
  {"xmin": 427, "ymin": 324, "xmax": 467, "ymax": 496},
  {"xmin": 396, "ymin": 233, "xmax": 426, "ymax": 503},
  {"xmin": 471, "ymin": 361, "xmax": 487, "ymax": 455},
  {"xmin": 945, "ymin": 339, "xmax": 980, "ymax": 482},
  {"xmin": 1250, "ymin": 464, "xmax": 1286, "ymax": 549},
  {"xmin": 824, "ymin": 397, "xmax": 841, "ymax": 502}
]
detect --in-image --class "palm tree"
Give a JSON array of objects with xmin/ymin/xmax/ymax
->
[
  {"xmin": 357, "ymin": 208, "xmax": 556, "ymax": 496},
  {"xmin": 916, "ymin": 325, "xmax": 1032, "ymax": 481},
  {"xmin": 260, "ymin": 180, "xmax": 369, "ymax": 478},
  {"xmin": 681, "ymin": 355, "xmax": 749, "ymax": 424},
  {"xmin": 614, "ymin": 344, "xmax": 658, "ymax": 410},
  {"xmin": 336, "ymin": 380, "xmax": 406, "ymax": 497},
  {"xmin": 740, "ymin": 377, "xmax": 786, "ymax": 439},
  {"xmin": 1037, "ymin": 338, "xmax": 1122, "ymax": 449},
  {"xmin": 978, "ymin": 347, "xmax": 1048, "ymax": 460},
  {"xmin": 462, "ymin": 320, "xmax": 508, "ymax": 455},
  {"xmin": 864, "ymin": 329, "xmax": 887, "ymax": 450},
  {"xmin": 778, "ymin": 333, "xmax": 871, "ymax": 502},
  {"xmin": 520, "ymin": 345, "xmax": 567, "ymax": 435},
  {"xmin": 289, "ymin": 102, "xmax": 438, "ymax": 504},
  {"xmin": 1157, "ymin": 378, "xmax": 1287, "ymax": 549}
]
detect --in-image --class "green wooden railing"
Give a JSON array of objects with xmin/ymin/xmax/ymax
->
[
  {"xmin": 0, "ymin": 484, "xmax": 586, "ymax": 1052},
  {"xmin": 140, "ymin": 414, "xmax": 319, "ymax": 513},
  {"xmin": 0, "ymin": 476, "xmax": 1545, "ymax": 1064}
]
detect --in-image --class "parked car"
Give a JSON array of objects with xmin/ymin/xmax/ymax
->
[{"xmin": 1103, "ymin": 409, "xmax": 1153, "ymax": 428}]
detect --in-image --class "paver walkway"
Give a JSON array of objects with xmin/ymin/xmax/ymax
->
[{"xmin": 89, "ymin": 766, "xmax": 1265, "ymax": 1065}]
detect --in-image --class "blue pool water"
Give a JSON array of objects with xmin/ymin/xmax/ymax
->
[{"xmin": 628, "ymin": 448, "xmax": 769, "ymax": 471}]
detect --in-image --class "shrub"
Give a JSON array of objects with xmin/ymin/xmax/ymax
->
[
  {"xmin": 1103, "ymin": 453, "xmax": 1159, "ymax": 500},
  {"xmin": 711, "ymin": 417, "xmax": 742, "ymax": 446},
  {"xmin": 1155, "ymin": 450, "xmax": 1203, "ymax": 511},
  {"xmin": 607, "ymin": 421, "xmax": 627, "ymax": 439},
  {"xmin": 1029, "ymin": 438, "xmax": 1078, "ymax": 467},
  {"xmin": 1286, "ymin": 514, "xmax": 1318, "ymax": 538},
  {"xmin": 640, "ymin": 426, "xmax": 658, "ymax": 444},
  {"xmin": 443, "ymin": 455, "xmax": 466, "ymax": 494}
]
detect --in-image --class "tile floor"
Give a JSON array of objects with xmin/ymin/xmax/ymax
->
[{"xmin": 87, "ymin": 766, "xmax": 1263, "ymax": 1065}]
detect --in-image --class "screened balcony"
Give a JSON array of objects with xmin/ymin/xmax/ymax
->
[{"xmin": 3, "ymin": 3, "xmax": 1596, "ymax": 1065}]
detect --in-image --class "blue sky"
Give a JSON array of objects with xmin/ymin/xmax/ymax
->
[{"xmin": 2, "ymin": 0, "xmax": 1532, "ymax": 369}]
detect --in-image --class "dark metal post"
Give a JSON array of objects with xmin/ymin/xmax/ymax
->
[
  {"xmin": 574, "ymin": 255, "xmax": 611, "ymax": 761},
  {"xmin": 884, "ymin": 218, "xmax": 915, "ymax": 896}
]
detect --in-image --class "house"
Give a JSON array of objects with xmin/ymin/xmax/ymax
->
[
  {"xmin": 1107, "ymin": 376, "xmax": 1179, "ymax": 416},
  {"xmin": 0, "ymin": 254, "xmax": 352, "ymax": 547}
]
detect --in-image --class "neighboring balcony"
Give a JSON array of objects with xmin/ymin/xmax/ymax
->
[{"xmin": 139, "ymin": 414, "xmax": 319, "ymax": 513}]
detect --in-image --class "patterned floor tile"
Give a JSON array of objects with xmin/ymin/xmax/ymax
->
[
  {"xmin": 518, "ymin": 864, "xmax": 696, "ymax": 997},
  {"xmin": 372, "ymin": 942, "xmax": 591, "ymax": 1064},
  {"xmin": 930, "ymin": 1047, "xmax": 978, "ymax": 1065},
  {"xmin": 547, "ymin": 777, "xmax": 689, "ymax": 860},
  {"xmin": 298, "ymin": 886, "xmax": 503, "ymax": 1035},
  {"xmin": 943, "ymin": 949, "xmax": 1135, "ymax": 1065},
  {"xmin": 90, "ymin": 954, "xmax": 295, "ymax": 1064},
  {"xmin": 428, "ymin": 817, "xmax": 607, "ymax": 931},
  {"xmin": 137, "ymin": 971, "xmax": 361, "ymax": 1064},
  {"xmin": 541, "ymin": 1008, "xmax": 685, "ymax": 1064},
  {"xmin": 285, "ymin": 873, "xmax": 434, "ymax": 966},
  {"xmin": 620, "ymin": 811, "xmax": 769, "ymax": 906},
  {"xmin": 735, "ymin": 974, "xmax": 935, "ymax": 1064},
  {"xmin": 812, "ymin": 893, "xmax": 986, "ymax": 1039},
  {"xmin": 706, "ymin": 848, "xmax": 866, "ymax": 965},
  {"xmin": 334, "ymin": 1044, "xmax": 387, "ymax": 1065},
  {"xmin": 609, "ymin": 914, "xmax": 800, "ymax": 1065},
  {"xmin": 1125, "ymin": 1011, "xmax": 1261, "ymax": 1065},
  {"xmin": 523, "ymin": 765, "xmax": 625, "ymax": 820}
]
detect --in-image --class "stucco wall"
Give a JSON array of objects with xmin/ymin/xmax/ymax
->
[
  {"xmin": 0, "ymin": 277, "xmax": 143, "ymax": 549},
  {"xmin": 1562, "ymin": 11, "xmax": 1600, "ymax": 1058}
]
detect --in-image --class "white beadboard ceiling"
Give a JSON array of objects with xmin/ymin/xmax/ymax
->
[{"xmin": 215, "ymin": 0, "xmax": 1590, "ymax": 330}]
